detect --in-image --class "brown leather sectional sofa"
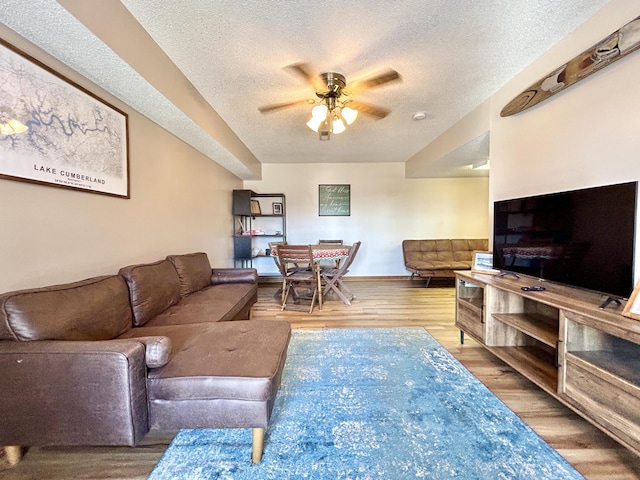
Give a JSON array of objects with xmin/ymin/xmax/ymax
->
[
  {"xmin": 0, "ymin": 252, "xmax": 290, "ymax": 464},
  {"xmin": 402, "ymin": 239, "xmax": 488, "ymax": 286}
]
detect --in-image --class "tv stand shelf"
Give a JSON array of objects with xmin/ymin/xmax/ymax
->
[
  {"xmin": 492, "ymin": 313, "xmax": 558, "ymax": 347},
  {"xmin": 455, "ymin": 270, "xmax": 640, "ymax": 456},
  {"xmin": 491, "ymin": 346, "xmax": 558, "ymax": 393}
]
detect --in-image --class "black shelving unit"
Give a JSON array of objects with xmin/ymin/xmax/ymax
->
[{"xmin": 232, "ymin": 190, "xmax": 286, "ymax": 275}]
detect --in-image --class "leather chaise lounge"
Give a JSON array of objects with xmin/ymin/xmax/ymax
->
[{"xmin": 0, "ymin": 252, "xmax": 291, "ymax": 465}]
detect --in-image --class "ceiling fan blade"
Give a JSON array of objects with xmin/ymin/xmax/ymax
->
[
  {"xmin": 343, "ymin": 68, "xmax": 401, "ymax": 96},
  {"xmin": 284, "ymin": 62, "xmax": 328, "ymax": 92},
  {"xmin": 346, "ymin": 100, "xmax": 390, "ymax": 119},
  {"xmin": 258, "ymin": 99, "xmax": 314, "ymax": 113}
]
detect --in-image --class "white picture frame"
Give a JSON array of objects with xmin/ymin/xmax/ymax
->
[
  {"xmin": 471, "ymin": 251, "xmax": 501, "ymax": 275},
  {"xmin": 622, "ymin": 280, "xmax": 640, "ymax": 320}
]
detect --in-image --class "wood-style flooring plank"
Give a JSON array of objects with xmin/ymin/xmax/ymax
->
[{"xmin": 1, "ymin": 279, "xmax": 638, "ymax": 479}]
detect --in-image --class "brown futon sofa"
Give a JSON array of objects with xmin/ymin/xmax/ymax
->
[
  {"xmin": 402, "ymin": 239, "xmax": 488, "ymax": 286},
  {"xmin": 0, "ymin": 252, "xmax": 291, "ymax": 465}
]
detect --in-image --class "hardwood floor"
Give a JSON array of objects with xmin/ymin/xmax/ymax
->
[{"xmin": 1, "ymin": 278, "xmax": 639, "ymax": 479}]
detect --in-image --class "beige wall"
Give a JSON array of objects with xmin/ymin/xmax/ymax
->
[
  {"xmin": 0, "ymin": 33, "xmax": 242, "ymax": 292},
  {"xmin": 489, "ymin": 0, "xmax": 640, "ymax": 280},
  {"xmin": 245, "ymin": 163, "xmax": 489, "ymax": 276}
]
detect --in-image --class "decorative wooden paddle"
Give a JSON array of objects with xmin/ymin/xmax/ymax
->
[{"xmin": 501, "ymin": 15, "xmax": 640, "ymax": 117}]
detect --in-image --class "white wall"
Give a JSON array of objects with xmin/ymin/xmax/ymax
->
[
  {"xmin": 489, "ymin": 0, "xmax": 640, "ymax": 280},
  {"xmin": 245, "ymin": 163, "xmax": 489, "ymax": 276},
  {"xmin": 0, "ymin": 30, "xmax": 242, "ymax": 292}
]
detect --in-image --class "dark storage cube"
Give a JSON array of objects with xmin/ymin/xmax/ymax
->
[
  {"xmin": 232, "ymin": 190, "xmax": 253, "ymax": 216},
  {"xmin": 234, "ymin": 236, "xmax": 252, "ymax": 260}
]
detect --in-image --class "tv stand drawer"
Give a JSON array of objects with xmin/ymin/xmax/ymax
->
[
  {"xmin": 563, "ymin": 353, "xmax": 640, "ymax": 453},
  {"xmin": 456, "ymin": 300, "xmax": 483, "ymax": 341}
]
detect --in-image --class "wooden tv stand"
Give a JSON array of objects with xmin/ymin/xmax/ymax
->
[{"xmin": 455, "ymin": 270, "xmax": 640, "ymax": 456}]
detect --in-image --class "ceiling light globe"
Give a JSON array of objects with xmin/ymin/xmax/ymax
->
[
  {"xmin": 311, "ymin": 104, "xmax": 328, "ymax": 120},
  {"xmin": 306, "ymin": 116, "xmax": 323, "ymax": 132},
  {"xmin": 341, "ymin": 107, "xmax": 358, "ymax": 125},
  {"xmin": 332, "ymin": 118, "xmax": 346, "ymax": 134}
]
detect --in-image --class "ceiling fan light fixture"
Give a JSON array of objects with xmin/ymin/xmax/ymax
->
[
  {"xmin": 258, "ymin": 63, "xmax": 400, "ymax": 141},
  {"xmin": 311, "ymin": 104, "xmax": 328, "ymax": 119},
  {"xmin": 307, "ymin": 104, "xmax": 331, "ymax": 132},
  {"xmin": 341, "ymin": 106, "xmax": 358, "ymax": 125},
  {"xmin": 306, "ymin": 115, "xmax": 324, "ymax": 132},
  {"xmin": 332, "ymin": 116, "xmax": 346, "ymax": 134}
]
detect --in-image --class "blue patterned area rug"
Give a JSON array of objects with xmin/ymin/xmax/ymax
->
[{"xmin": 149, "ymin": 328, "xmax": 584, "ymax": 479}]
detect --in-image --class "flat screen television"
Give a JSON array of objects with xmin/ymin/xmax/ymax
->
[{"xmin": 493, "ymin": 181, "xmax": 637, "ymax": 299}]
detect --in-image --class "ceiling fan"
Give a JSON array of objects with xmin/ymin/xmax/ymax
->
[{"xmin": 258, "ymin": 63, "xmax": 401, "ymax": 140}]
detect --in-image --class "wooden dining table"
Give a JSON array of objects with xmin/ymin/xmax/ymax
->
[
  {"xmin": 270, "ymin": 244, "xmax": 351, "ymax": 262},
  {"xmin": 271, "ymin": 244, "xmax": 353, "ymax": 306}
]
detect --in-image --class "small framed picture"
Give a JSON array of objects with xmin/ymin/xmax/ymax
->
[
  {"xmin": 272, "ymin": 202, "xmax": 283, "ymax": 215},
  {"xmin": 250, "ymin": 199, "xmax": 261, "ymax": 215},
  {"xmin": 622, "ymin": 280, "xmax": 640, "ymax": 320},
  {"xmin": 471, "ymin": 251, "xmax": 501, "ymax": 275}
]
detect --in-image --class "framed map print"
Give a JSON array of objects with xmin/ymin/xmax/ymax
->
[{"xmin": 0, "ymin": 39, "xmax": 129, "ymax": 198}]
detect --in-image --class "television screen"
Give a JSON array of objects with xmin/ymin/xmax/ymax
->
[{"xmin": 493, "ymin": 182, "xmax": 637, "ymax": 299}]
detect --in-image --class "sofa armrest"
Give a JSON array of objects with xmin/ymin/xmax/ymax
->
[
  {"xmin": 211, "ymin": 268, "xmax": 258, "ymax": 284},
  {"xmin": 130, "ymin": 336, "xmax": 172, "ymax": 368},
  {"xmin": 0, "ymin": 339, "xmax": 150, "ymax": 446}
]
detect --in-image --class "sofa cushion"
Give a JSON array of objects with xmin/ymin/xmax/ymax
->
[
  {"xmin": 452, "ymin": 239, "xmax": 488, "ymax": 261},
  {"xmin": 142, "ymin": 283, "xmax": 258, "ymax": 327},
  {"xmin": 403, "ymin": 241, "xmax": 421, "ymax": 265},
  {"xmin": 0, "ymin": 276, "xmax": 132, "ymax": 341},
  {"xmin": 141, "ymin": 321, "xmax": 291, "ymax": 402},
  {"xmin": 119, "ymin": 260, "xmax": 182, "ymax": 327},
  {"xmin": 166, "ymin": 253, "xmax": 212, "ymax": 297},
  {"xmin": 434, "ymin": 239, "xmax": 454, "ymax": 261},
  {"xmin": 408, "ymin": 260, "xmax": 470, "ymax": 271}
]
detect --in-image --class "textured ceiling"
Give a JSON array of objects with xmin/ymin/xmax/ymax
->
[{"xmin": 0, "ymin": 0, "xmax": 612, "ymax": 179}]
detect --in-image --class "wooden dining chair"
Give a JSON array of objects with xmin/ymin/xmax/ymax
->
[
  {"xmin": 267, "ymin": 241, "xmax": 289, "ymax": 301},
  {"xmin": 318, "ymin": 239, "xmax": 343, "ymax": 245},
  {"xmin": 321, "ymin": 241, "xmax": 361, "ymax": 305},
  {"xmin": 270, "ymin": 240, "xmax": 311, "ymax": 275},
  {"xmin": 268, "ymin": 241, "xmax": 290, "ymax": 275},
  {"xmin": 318, "ymin": 239, "xmax": 344, "ymax": 268},
  {"xmin": 277, "ymin": 244, "xmax": 322, "ymax": 313}
]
